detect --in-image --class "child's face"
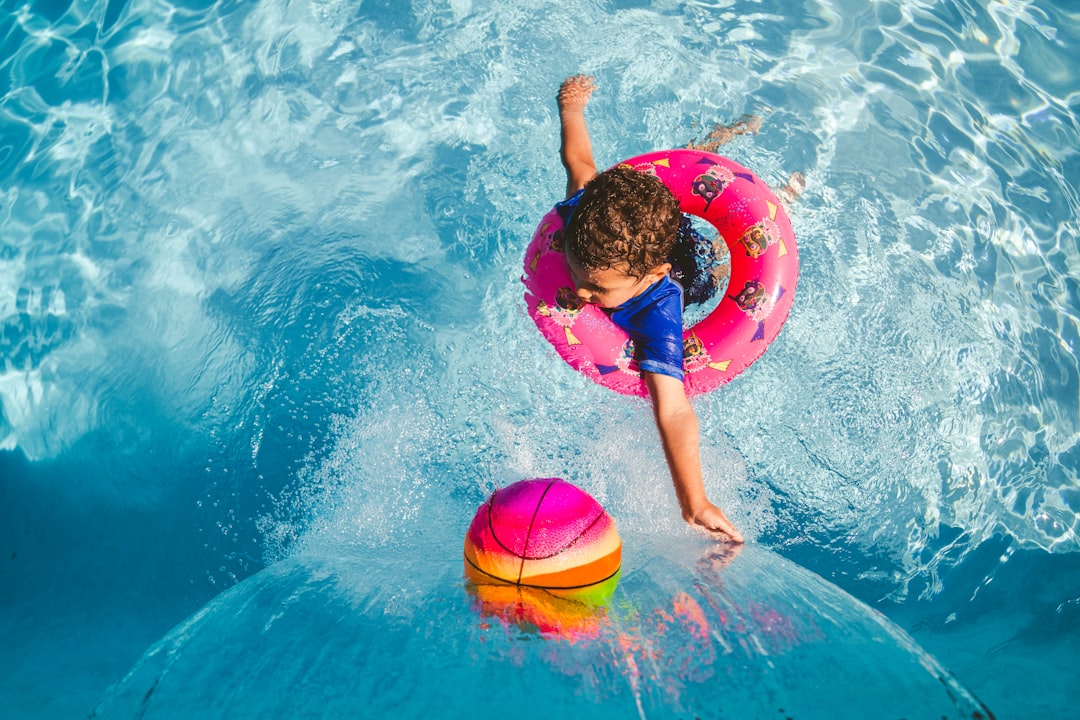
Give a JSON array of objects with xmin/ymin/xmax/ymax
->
[{"xmin": 566, "ymin": 252, "xmax": 669, "ymax": 309}]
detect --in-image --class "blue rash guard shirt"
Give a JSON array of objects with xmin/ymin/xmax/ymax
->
[{"xmin": 556, "ymin": 189, "xmax": 686, "ymax": 382}]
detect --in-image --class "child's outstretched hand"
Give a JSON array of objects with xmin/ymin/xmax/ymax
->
[
  {"xmin": 558, "ymin": 74, "xmax": 596, "ymax": 112},
  {"xmin": 686, "ymin": 503, "xmax": 744, "ymax": 544}
]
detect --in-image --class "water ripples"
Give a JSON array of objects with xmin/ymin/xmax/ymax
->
[
  {"xmin": 1, "ymin": 0, "xmax": 1077, "ymax": 605},
  {"xmin": 766, "ymin": 0, "xmax": 1080, "ymax": 584}
]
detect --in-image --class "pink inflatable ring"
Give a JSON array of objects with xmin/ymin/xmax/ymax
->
[{"xmin": 523, "ymin": 149, "xmax": 799, "ymax": 398}]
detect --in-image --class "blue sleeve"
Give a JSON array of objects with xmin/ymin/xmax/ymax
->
[
  {"xmin": 609, "ymin": 277, "xmax": 685, "ymax": 381},
  {"xmin": 554, "ymin": 189, "xmax": 584, "ymax": 226}
]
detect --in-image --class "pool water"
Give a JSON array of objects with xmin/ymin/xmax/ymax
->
[
  {"xmin": 89, "ymin": 540, "xmax": 994, "ymax": 719},
  {"xmin": 1, "ymin": 0, "xmax": 1078, "ymax": 717}
]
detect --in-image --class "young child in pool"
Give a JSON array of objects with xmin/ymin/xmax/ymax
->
[{"xmin": 556, "ymin": 74, "xmax": 743, "ymax": 543}]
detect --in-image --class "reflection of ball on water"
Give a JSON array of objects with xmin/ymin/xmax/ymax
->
[{"xmin": 463, "ymin": 478, "xmax": 621, "ymax": 595}]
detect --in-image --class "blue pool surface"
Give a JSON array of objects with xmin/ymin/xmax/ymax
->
[{"xmin": 1, "ymin": 0, "xmax": 1078, "ymax": 718}]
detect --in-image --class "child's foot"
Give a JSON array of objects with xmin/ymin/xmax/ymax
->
[
  {"xmin": 686, "ymin": 114, "xmax": 762, "ymax": 151},
  {"xmin": 557, "ymin": 74, "xmax": 596, "ymax": 112},
  {"xmin": 725, "ymin": 113, "xmax": 762, "ymax": 137},
  {"xmin": 777, "ymin": 171, "xmax": 806, "ymax": 206}
]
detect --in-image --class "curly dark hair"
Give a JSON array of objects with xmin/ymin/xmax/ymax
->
[{"xmin": 564, "ymin": 166, "xmax": 681, "ymax": 278}]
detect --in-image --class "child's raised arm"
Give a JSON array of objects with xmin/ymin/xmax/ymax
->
[{"xmin": 557, "ymin": 75, "xmax": 598, "ymax": 197}]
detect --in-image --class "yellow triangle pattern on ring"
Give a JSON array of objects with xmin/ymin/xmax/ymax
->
[
  {"xmin": 767, "ymin": 201, "xmax": 777, "ymax": 219},
  {"xmin": 653, "ymin": 158, "xmax": 670, "ymax": 168},
  {"xmin": 708, "ymin": 360, "xmax": 731, "ymax": 372}
]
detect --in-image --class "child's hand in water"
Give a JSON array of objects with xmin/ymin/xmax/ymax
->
[
  {"xmin": 558, "ymin": 74, "xmax": 596, "ymax": 112},
  {"xmin": 686, "ymin": 503, "xmax": 744, "ymax": 544}
]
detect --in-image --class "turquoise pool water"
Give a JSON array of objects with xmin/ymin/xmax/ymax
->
[{"xmin": 1, "ymin": 0, "xmax": 1078, "ymax": 717}]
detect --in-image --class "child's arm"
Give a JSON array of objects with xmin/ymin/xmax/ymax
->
[
  {"xmin": 557, "ymin": 75, "xmax": 598, "ymax": 198},
  {"xmin": 645, "ymin": 372, "xmax": 744, "ymax": 543}
]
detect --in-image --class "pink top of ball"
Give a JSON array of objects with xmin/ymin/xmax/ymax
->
[{"xmin": 486, "ymin": 478, "xmax": 606, "ymax": 559}]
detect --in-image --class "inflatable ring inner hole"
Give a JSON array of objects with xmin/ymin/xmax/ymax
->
[{"xmin": 680, "ymin": 214, "xmax": 732, "ymax": 327}]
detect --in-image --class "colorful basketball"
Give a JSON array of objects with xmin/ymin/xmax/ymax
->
[{"xmin": 463, "ymin": 478, "xmax": 621, "ymax": 595}]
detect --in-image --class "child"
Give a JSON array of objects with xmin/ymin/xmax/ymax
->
[{"xmin": 556, "ymin": 74, "xmax": 743, "ymax": 543}]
